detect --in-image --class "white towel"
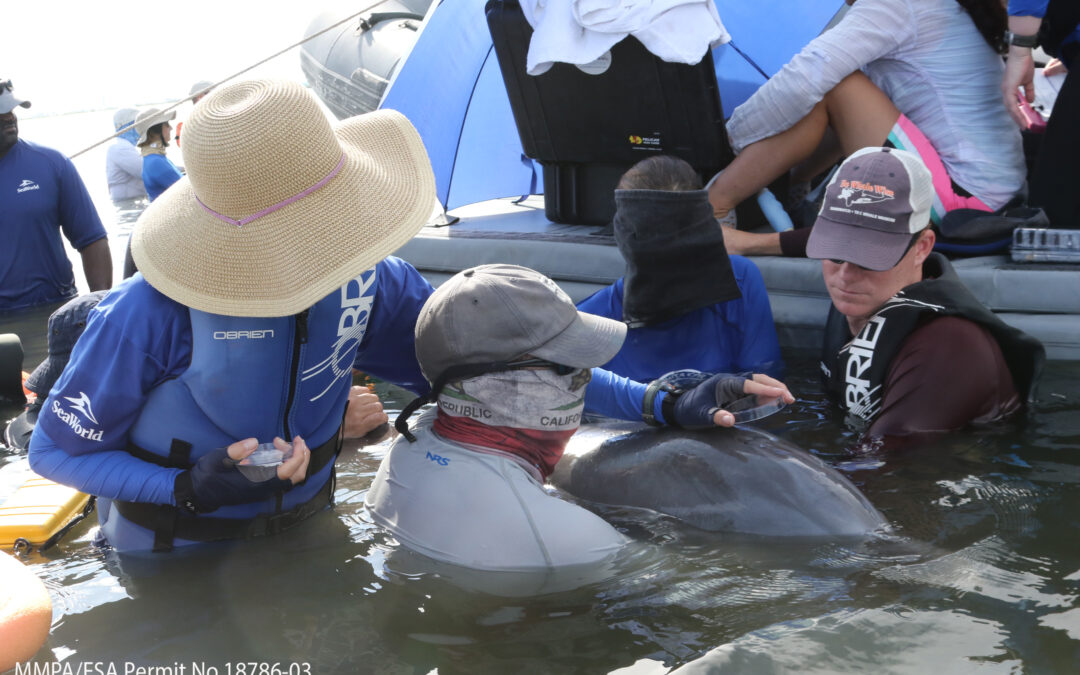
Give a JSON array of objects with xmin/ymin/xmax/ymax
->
[{"xmin": 521, "ymin": 0, "xmax": 730, "ymax": 76}]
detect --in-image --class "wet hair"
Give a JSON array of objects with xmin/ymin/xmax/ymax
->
[
  {"xmin": 616, "ymin": 155, "xmax": 702, "ymax": 192},
  {"xmin": 954, "ymin": 0, "xmax": 1007, "ymax": 53},
  {"xmin": 145, "ymin": 122, "xmax": 170, "ymax": 147}
]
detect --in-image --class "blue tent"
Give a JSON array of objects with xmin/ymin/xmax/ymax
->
[{"xmin": 381, "ymin": 0, "xmax": 846, "ymax": 211}]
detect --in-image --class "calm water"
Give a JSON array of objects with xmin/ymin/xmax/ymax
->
[{"xmin": 1, "ymin": 111, "xmax": 1079, "ymax": 674}]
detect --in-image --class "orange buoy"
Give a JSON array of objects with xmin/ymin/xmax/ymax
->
[{"xmin": 0, "ymin": 551, "xmax": 52, "ymax": 670}]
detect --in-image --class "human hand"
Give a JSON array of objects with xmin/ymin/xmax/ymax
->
[
  {"xmin": 343, "ymin": 385, "xmax": 390, "ymax": 440},
  {"xmin": 1002, "ymin": 47, "xmax": 1036, "ymax": 128},
  {"xmin": 669, "ymin": 372, "xmax": 794, "ymax": 429},
  {"xmin": 276, "ymin": 436, "xmax": 311, "ymax": 484},
  {"xmin": 1044, "ymin": 58, "xmax": 1067, "ymax": 77},
  {"xmin": 173, "ymin": 437, "xmax": 306, "ymax": 513}
]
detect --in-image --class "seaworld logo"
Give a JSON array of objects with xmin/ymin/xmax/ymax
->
[
  {"xmin": 52, "ymin": 394, "xmax": 103, "ymax": 442},
  {"xmin": 17, "ymin": 179, "xmax": 40, "ymax": 193}
]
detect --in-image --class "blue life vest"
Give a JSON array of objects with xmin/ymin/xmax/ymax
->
[{"xmin": 103, "ymin": 269, "xmax": 378, "ymax": 550}]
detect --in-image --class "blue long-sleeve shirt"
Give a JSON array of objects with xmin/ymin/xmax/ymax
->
[
  {"xmin": 141, "ymin": 152, "xmax": 183, "ymax": 201},
  {"xmin": 577, "ymin": 255, "xmax": 783, "ymax": 381}
]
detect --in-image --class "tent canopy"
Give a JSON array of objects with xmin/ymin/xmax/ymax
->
[{"xmin": 380, "ymin": 0, "xmax": 846, "ymax": 211}]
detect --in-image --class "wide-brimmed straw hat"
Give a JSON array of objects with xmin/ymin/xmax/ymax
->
[
  {"xmin": 130, "ymin": 79, "xmax": 436, "ymax": 317},
  {"xmin": 134, "ymin": 106, "xmax": 177, "ymax": 145}
]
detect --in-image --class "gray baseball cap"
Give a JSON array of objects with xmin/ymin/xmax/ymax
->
[
  {"xmin": 0, "ymin": 79, "xmax": 31, "ymax": 114},
  {"xmin": 806, "ymin": 147, "xmax": 933, "ymax": 271},
  {"xmin": 414, "ymin": 264, "xmax": 627, "ymax": 383}
]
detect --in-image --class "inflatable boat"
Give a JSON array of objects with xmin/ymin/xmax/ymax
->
[{"xmin": 299, "ymin": 0, "xmax": 433, "ymax": 120}]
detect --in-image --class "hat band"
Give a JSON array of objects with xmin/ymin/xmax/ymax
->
[{"xmin": 195, "ymin": 153, "xmax": 346, "ymax": 227}]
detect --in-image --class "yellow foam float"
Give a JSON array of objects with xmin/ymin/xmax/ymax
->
[{"xmin": 0, "ymin": 474, "xmax": 92, "ymax": 550}]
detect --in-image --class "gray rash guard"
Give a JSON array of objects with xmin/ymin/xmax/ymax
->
[{"xmin": 365, "ymin": 410, "xmax": 628, "ymax": 572}]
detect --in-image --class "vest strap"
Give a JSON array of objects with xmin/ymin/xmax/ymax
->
[
  {"xmin": 113, "ymin": 425, "xmax": 344, "ymax": 552},
  {"xmin": 116, "ymin": 470, "xmax": 336, "ymax": 552}
]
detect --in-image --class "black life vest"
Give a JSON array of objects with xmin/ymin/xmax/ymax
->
[{"xmin": 820, "ymin": 253, "xmax": 1044, "ymax": 424}]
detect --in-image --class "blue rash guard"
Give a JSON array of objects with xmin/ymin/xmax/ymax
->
[
  {"xmin": 141, "ymin": 152, "xmax": 183, "ymax": 201},
  {"xmin": 27, "ymin": 256, "xmax": 656, "ymax": 549},
  {"xmin": 0, "ymin": 139, "xmax": 107, "ymax": 311},
  {"xmin": 577, "ymin": 255, "xmax": 783, "ymax": 381}
]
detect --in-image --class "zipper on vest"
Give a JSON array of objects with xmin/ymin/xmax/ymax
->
[{"xmin": 282, "ymin": 309, "xmax": 310, "ymax": 440}]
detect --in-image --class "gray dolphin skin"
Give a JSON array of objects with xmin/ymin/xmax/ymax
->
[{"xmin": 549, "ymin": 423, "xmax": 887, "ymax": 537}]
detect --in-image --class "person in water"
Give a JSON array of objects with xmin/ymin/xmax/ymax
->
[
  {"xmin": 105, "ymin": 107, "xmax": 147, "ymax": 205},
  {"xmin": 134, "ymin": 106, "xmax": 183, "ymax": 201},
  {"xmin": 28, "ymin": 79, "xmax": 791, "ymax": 553},
  {"xmin": 367, "ymin": 264, "xmax": 787, "ymax": 571},
  {"xmin": 808, "ymin": 148, "xmax": 1044, "ymax": 439},
  {"xmin": 708, "ymin": 0, "xmax": 1025, "ymax": 257},
  {"xmin": 577, "ymin": 155, "xmax": 783, "ymax": 381},
  {"xmin": 0, "ymin": 78, "xmax": 112, "ymax": 313},
  {"xmin": 3, "ymin": 291, "xmax": 108, "ymax": 451},
  {"xmin": 175, "ymin": 80, "xmax": 214, "ymax": 148}
]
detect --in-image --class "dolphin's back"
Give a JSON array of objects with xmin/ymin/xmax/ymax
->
[{"xmin": 550, "ymin": 425, "xmax": 886, "ymax": 537}]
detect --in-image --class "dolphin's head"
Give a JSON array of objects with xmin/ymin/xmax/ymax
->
[{"xmin": 551, "ymin": 425, "xmax": 887, "ymax": 538}]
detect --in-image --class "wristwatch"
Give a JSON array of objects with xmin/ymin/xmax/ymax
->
[
  {"xmin": 1004, "ymin": 30, "xmax": 1039, "ymax": 49},
  {"xmin": 643, "ymin": 379, "xmax": 679, "ymax": 426}
]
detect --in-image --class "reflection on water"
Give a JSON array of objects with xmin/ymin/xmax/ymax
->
[{"xmin": 3, "ymin": 356, "xmax": 1079, "ymax": 673}]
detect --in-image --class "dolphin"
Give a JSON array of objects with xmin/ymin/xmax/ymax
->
[{"xmin": 549, "ymin": 423, "xmax": 887, "ymax": 538}]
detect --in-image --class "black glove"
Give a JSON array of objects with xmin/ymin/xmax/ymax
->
[
  {"xmin": 173, "ymin": 446, "xmax": 293, "ymax": 514},
  {"xmin": 668, "ymin": 372, "xmax": 749, "ymax": 429}
]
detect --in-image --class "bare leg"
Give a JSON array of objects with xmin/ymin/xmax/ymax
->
[
  {"xmin": 791, "ymin": 126, "xmax": 841, "ymax": 185},
  {"xmin": 714, "ymin": 72, "xmax": 901, "ymax": 256}
]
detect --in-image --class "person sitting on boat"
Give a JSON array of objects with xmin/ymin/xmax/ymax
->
[
  {"xmin": 577, "ymin": 156, "xmax": 783, "ymax": 381},
  {"xmin": 808, "ymin": 148, "xmax": 1043, "ymax": 439},
  {"xmin": 26, "ymin": 79, "xmax": 793, "ymax": 553},
  {"xmin": 0, "ymin": 78, "xmax": 112, "ymax": 313},
  {"xmin": 134, "ymin": 106, "xmax": 183, "ymax": 201},
  {"xmin": 706, "ymin": 0, "xmax": 1026, "ymax": 257},
  {"xmin": 1001, "ymin": 0, "xmax": 1079, "ymax": 229},
  {"xmin": 105, "ymin": 107, "xmax": 147, "ymax": 205}
]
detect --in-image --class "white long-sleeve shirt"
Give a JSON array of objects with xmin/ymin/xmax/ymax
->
[
  {"xmin": 105, "ymin": 138, "xmax": 146, "ymax": 201},
  {"xmin": 726, "ymin": 0, "xmax": 1025, "ymax": 209}
]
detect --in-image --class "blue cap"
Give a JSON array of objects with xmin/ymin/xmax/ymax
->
[{"xmin": 24, "ymin": 291, "xmax": 108, "ymax": 396}]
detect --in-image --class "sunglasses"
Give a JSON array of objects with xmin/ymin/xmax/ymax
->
[{"xmin": 827, "ymin": 231, "xmax": 924, "ymax": 270}]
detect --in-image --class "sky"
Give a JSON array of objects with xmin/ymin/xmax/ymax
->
[{"xmin": 3, "ymin": 0, "xmax": 370, "ymax": 116}]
